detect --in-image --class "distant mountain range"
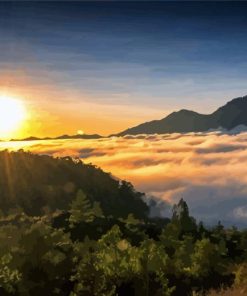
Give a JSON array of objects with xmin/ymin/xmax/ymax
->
[
  {"xmin": 117, "ymin": 95, "xmax": 247, "ymax": 136},
  {"xmin": 7, "ymin": 95, "xmax": 247, "ymax": 141},
  {"xmin": 10, "ymin": 134, "xmax": 102, "ymax": 142}
]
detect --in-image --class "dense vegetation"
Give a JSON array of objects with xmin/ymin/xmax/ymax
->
[
  {"xmin": 0, "ymin": 150, "xmax": 148, "ymax": 218},
  {"xmin": 0, "ymin": 151, "xmax": 247, "ymax": 295}
]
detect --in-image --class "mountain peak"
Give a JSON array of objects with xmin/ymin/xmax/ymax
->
[
  {"xmin": 117, "ymin": 95, "xmax": 247, "ymax": 136},
  {"xmin": 223, "ymin": 95, "xmax": 247, "ymax": 108},
  {"xmin": 173, "ymin": 109, "xmax": 199, "ymax": 115}
]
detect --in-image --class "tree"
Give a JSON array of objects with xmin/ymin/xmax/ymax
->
[
  {"xmin": 138, "ymin": 239, "xmax": 174, "ymax": 296},
  {"xmin": 171, "ymin": 199, "xmax": 197, "ymax": 234},
  {"xmin": 11, "ymin": 222, "xmax": 73, "ymax": 296},
  {"xmin": 0, "ymin": 253, "xmax": 21, "ymax": 294},
  {"xmin": 69, "ymin": 190, "xmax": 103, "ymax": 226},
  {"xmin": 71, "ymin": 225, "xmax": 139, "ymax": 296},
  {"xmin": 190, "ymin": 238, "xmax": 230, "ymax": 290},
  {"xmin": 70, "ymin": 239, "xmax": 101, "ymax": 296},
  {"xmin": 0, "ymin": 151, "xmax": 149, "ymax": 219}
]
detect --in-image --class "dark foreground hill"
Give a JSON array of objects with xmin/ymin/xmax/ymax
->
[
  {"xmin": 0, "ymin": 151, "xmax": 247, "ymax": 296},
  {"xmin": 0, "ymin": 150, "xmax": 148, "ymax": 218},
  {"xmin": 117, "ymin": 95, "xmax": 247, "ymax": 135}
]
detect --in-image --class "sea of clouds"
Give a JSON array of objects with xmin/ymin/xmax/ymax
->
[{"xmin": 2, "ymin": 131, "xmax": 247, "ymax": 227}]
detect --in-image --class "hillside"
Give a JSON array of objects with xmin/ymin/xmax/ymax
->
[
  {"xmin": 0, "ymin": 151, "xmax": 246, "ymax": 296},
  {"xmin": 117, "ymin": 95, "xmax": 247, "ymax": 135},
  {"xmin": 0, "ymin": 150, "xmax": 148, "ymax": 218}
]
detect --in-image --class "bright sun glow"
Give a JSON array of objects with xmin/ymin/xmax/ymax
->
[{"xmin": 0, "ymin": 96, "xmax": 27, "ymax": 137}]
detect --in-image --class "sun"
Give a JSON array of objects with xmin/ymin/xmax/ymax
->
[{"xmin": 0, "ymin": 95, "xmax": 27, "ymax": 137}]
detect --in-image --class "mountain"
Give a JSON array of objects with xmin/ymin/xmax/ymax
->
[
  {"xmin": 10, "ymin": 134, "xmax": 102, "ymax": 141},
  {"xmin": 117, "ymin": 95, "xmax": 247, "ymax": 135},
  {"xmin": 0, "ymin": 150, "xmax": 148, "ymax": 218}
]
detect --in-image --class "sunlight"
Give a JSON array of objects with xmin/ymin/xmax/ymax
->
[
  {"xmin": 77, "ymin": 130, "xmax": 84, "ymax": 135},
  {"xmin": 0, "ymin": 95, "xmax": 27, "ymax": 137}
]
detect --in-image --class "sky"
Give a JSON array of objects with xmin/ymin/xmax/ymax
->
[{"xmin": 1, "ymin": 1, "xmax": 247, "ymax": 137}]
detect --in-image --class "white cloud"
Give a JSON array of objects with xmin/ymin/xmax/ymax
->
[{"xmin": 2, "ymin": 131, "xmax": 247, "ymax": 226}]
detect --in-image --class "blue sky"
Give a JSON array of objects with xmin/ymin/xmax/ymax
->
[{"xmin": 1, "ymin": 1, "xmax": 247, "ymax": 135}]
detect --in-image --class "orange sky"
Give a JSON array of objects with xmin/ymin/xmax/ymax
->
[{"xmin": 0, "ymin": 71, "xmax": 168, "ymax": 139}]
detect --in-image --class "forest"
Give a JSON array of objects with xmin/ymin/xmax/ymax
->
[{"xmin": 0, "ymin": 150, "xmax": 247, "ymax": 295}]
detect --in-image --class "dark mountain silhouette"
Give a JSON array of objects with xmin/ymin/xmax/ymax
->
[
  {"xmin": 55, "ymin": 134, "xmax": 102, "ymax": 140},
  {"xmin": 117, "ymin": 95, "xmax": 247, "ymax": 135},
  {"xmin": 0, "ymin": 150, "xmax": 148, "ymax": 218},
  {"xmin": 10, "ymin": 133, "xmax": 102, "ymax": 142}
]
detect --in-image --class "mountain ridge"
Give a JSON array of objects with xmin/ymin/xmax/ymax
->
[
  {"xmin": 8, "ymin": 133, "xmax": 102, "ymax": 142},
  {"xmin": 116, "ymin": 95, "xmax": 247, "ymax": 136}
]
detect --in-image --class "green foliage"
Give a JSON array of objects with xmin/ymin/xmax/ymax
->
[
  {"xmin": 0, "ymin": 195, "xmax": 241, "ymax": 296},
  {"xmin": 233, "ymin": 263, "xmax": 247, "ymax": 288},
  {"xmin": 171, "ymin": 198, "xmax": 197, "ymax": 234},
  {"xmin": 0, "ymin": 253, "xmax": 21, "ymax": 294},
  {"xmin": 69, "ymin": 190, "xmax": 103, "ymax": 226},
  {"xmin": 138, "ymin": 239, "xmax": 174, "ymax": 296},
  {"xmin": 71, "ymin": 227, "xmax": 174, "ymax": 296},
  {"xmin": 10, "ymin": 221, "xmax": 73, "ymax": 296},
  {"xmin": 190, "ymin": 238, "xmax": 228, "ymax": 278},
  {"xmin": 0, "ymin": 151, "xmax": 244, "ymax": 295},
  {"xmin": 0, "ymin": 150, "xmax": 148, "ymax": 219}
]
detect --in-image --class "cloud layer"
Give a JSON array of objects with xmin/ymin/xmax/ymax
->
[{"xmin": 2, "ymin": 132, "xmax": 247, "ymax": 226}]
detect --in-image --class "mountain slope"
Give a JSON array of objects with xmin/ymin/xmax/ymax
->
[
  {"xmin": 0, "ymin": 150, "xmax": 148, "ymax": 218},
  {"xmin": 117, "ymin": 95, "xmax": 247, "ymax": 135}
]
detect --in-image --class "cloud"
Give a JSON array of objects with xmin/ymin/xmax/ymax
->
[
  {"xmin": 234, "ymin": 206, "xmax": 247, "ymax": 219},
  {"xmin": 195, "ymin": 143, "xmax": 246, "ymax": 154},
  {"xmin": 3, "ymin": 131, "xmax": 247, "ymax": 226}
]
